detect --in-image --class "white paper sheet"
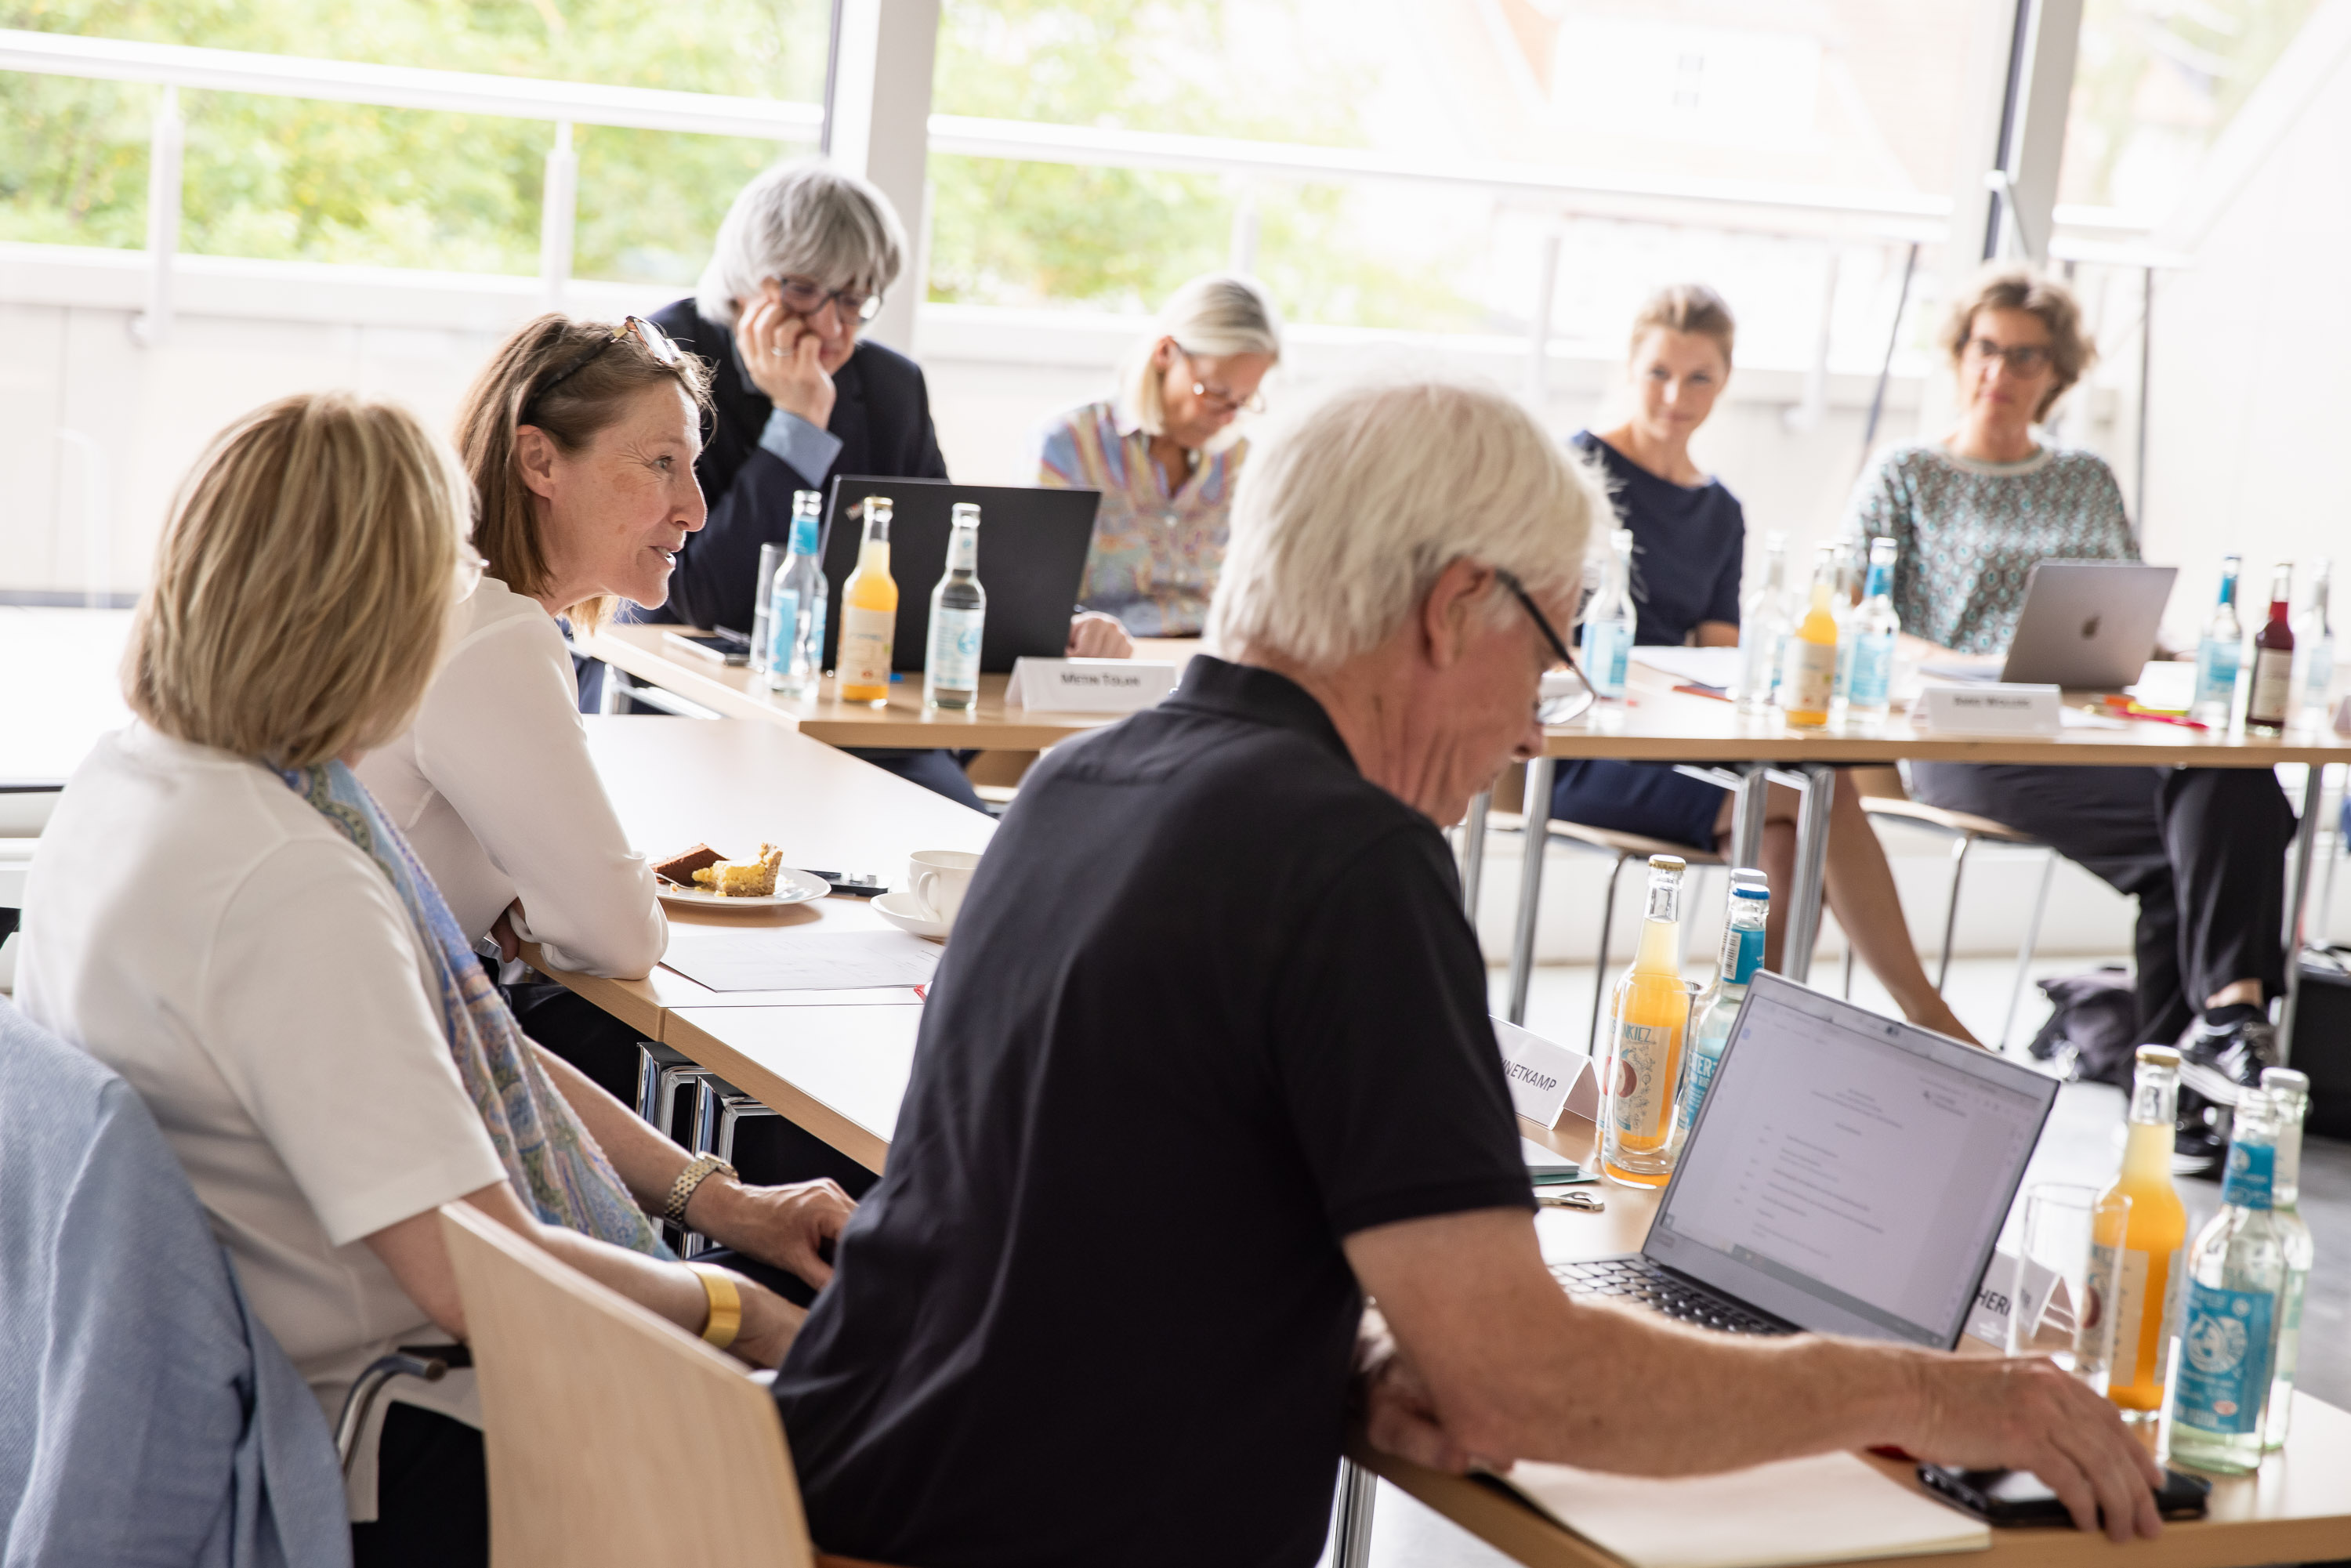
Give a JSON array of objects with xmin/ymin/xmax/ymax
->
[
  {"xmin": 659, "ymin": 925, "xmax": 940, "ymax": 993},
  {"xmin": 1631, "ymin": 646, "xmax": 1744, "ymax": 689},
  {"xmin": 1489, "ymin": 1451, "xmax": 1988, "ymax": 1568}
]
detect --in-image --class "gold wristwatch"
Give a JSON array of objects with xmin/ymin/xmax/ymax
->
[{"xmin": 663, "ymin": 1152, "xmax": 735, "ymax": 1226}]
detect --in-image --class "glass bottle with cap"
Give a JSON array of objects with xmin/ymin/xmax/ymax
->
[
  {"xmin": 2097, "ymin": 1045, "xmax": 2191, "ymax": 1422},
  {"xmin": 2192, "ymin": 555, "xmax": 2244, "ymax": 728},
  {"xmin": 2292, "ymin": 559, "xmax": 2334, "ymax": 729},
  {"xmin": 1841, "ymin": 538, "xmax": 1900, "ymax": 723},
  {"xmin": 1600, "ymin": 854, "xmax": 1691, "ymax": 1188},
  {"xmin": 2259, "ymin": 1068, "xmax": 2314, "ymax": 1450},
  {"xmin": 1580, "ymin": 528, "xmax": 1636, "ymax": 703},
  {"xmin": 1777, "ymin": 544, "xmax": 1840, "ymax": 728},
  {"xmin": 1673, "ymin": 869, "xmax": 1767, "ymax": 1152},
  {"xmin": 836, "ymin": 495, "xmax": 898, "ymax": 705},
  {"xmin": 924, "ymin": 502, "xmax": 987, "ymax": 710},
  {"xmin": 2168, "ymin": 1088, "xmax": 2289, "ymax": 1474},
  {"xmin": 1734, "ymin": 534, "xmax": 1789, "ymax": 714},
  {"xmin": 766, "ymin": 491, "xmax": 827, "ymax": 697}
]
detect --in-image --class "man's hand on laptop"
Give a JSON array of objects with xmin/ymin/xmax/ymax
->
[{"xmin": 1899, "ymin": 1353, "xmax": 2167, "ymax": 1543}]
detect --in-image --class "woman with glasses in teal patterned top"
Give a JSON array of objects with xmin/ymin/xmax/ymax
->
[
  {"xmin": 1844, "ymin": 267, "xmax": 2293, "ymax": 1164},
  {"xmin": 1035, "ymin": 273, "xmax": 1283, "ymax": 641}
]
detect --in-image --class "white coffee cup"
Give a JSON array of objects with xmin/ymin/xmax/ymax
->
[{"xmin": 907, "ymin": 849, "xmax": 982, "ymax": 927}]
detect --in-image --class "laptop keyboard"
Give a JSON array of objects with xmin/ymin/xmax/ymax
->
[{"xmin": 1550, "ymin": 1256, "xmax": 1793, "ymax": 1337}]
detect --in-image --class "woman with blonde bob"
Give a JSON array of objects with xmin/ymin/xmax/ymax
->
[
  {"xmin": 18, "ymin": 393, "xmax": 801, "ymax": 1566},
  {"xmin": 1036, "ymin": 272, "xmax": 1284, "ymax": 642}
]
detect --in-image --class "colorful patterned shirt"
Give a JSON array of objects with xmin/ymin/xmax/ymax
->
[
  {"xmin": 1034, "ymin": 399, "xmax": 1246, "ymax": 638},
  {"xmin": 1842, "ymin": 440, "xmax": 2136, "ymax": 654}
]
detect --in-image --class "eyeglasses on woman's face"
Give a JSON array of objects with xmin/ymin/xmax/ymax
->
[
  {"xmin": 1493, "ymin": 567, "xmax": 1595, "ymax": 726},
  {"xmin": 773, "ymin": 275, "xmax": 884, "ymax": 325},
  {"xmin": 1962, "ymin": 336, "xmax": 2052, "ymax": 375},
  {"xmin": 1175, "ymin": 346, "xmax": 1269, "ymax": 415}
]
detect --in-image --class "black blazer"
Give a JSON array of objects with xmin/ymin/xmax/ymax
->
[{"xmin": 645, "ymin": 295, "xmax": 948, "ymax": 632}]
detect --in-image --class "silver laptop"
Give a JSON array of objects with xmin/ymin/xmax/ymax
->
[
  {"xmin": 1553, "ymin": 973, "xmax": 2058, "ymax": 1349},
  {"xmin": 1929, "ymin": 561, "xmax": 2175, "ymax": 688}
]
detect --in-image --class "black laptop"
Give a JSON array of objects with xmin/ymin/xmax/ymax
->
[{"xmin": 818, "ymin": 477, "xmax": 1103, "ymax": 674}]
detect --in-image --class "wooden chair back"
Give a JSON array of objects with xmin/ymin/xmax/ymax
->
[{"xmin": 439, "ymin": 1202, "xmax": 815, "ymax": 1568}]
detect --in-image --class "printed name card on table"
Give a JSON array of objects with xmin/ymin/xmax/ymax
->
[
  {"xmin": 1916, "ymin": 683, "xmax": 2062, "ymax": 735},
  {"xmin": 1004, "ymin": 658, "xmax": 1178, "ymax": 712},
  {"xmin": 1492, "ymin": 1018, "xmax": 1599, "ymax": 1129},
  {"xmin": 1961, "ymin": 1248, "xmax": 2067, "ymax": 1349}
]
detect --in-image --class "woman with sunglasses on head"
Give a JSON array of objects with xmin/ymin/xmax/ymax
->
[
  {"xmin": 359, "ymin": 313, "xmax": 856, "ymax": 1292},
  {"xmin": 1034, "ymin": 273, "xmax": 1284, "ymax": 641},
  {"xmin": 19, "ymin": 393, "xmax": 806, "ymax": 1566},
  {"xmin": 1552, "ymin": 284, "xmax": 1975, "ymax": 1042},
  {"xmin": 1846, "ymin": 266, "xmax": 2294, "ymax": 1163}
]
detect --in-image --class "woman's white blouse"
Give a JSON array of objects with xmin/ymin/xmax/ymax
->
[
  {"xmin": 358, "ymin": 578, "xmax": 665, "ymax": 980},
  {"xmin": 16, "ymin": 723, "xmax": 508, "ymax": 1422}
]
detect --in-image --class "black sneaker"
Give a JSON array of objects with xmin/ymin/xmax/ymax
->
[{"xmin": 2172, "ymin": 1007, "xmax": 2278, "ymax": 1179}]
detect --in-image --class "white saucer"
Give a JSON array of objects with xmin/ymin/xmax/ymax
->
[
  {"xmin": 656, "ymin": 867, "xmax": 830, "ymax": 909},
  {"xmin": 871, "ymin": 890, "xmax": 949, "ymax": 940}
]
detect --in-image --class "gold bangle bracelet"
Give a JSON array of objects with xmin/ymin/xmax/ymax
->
[{"xmin": 687, "ymin": 1262, "xmax": 741, "ymax": 1350}]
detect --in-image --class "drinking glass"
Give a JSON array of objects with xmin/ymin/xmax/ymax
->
[
  {"xmin": 2009, "ymin": 1183, "xmax": 2131, "ymax": 1389},
  {"xmin": 749, "ymin": 541, "xmax": 788, "ymax": 675}
]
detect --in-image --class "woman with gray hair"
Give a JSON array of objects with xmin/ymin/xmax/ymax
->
[
  {"xmin": 1036, "ymin": 273, "xmax": 1282, "ymax": 639},
  {"xmin": 645, "ymin": 159, "xmax": 945, "ymax": 639}
]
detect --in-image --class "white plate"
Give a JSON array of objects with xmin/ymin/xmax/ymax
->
[
  {"xmin": 871, "ymin": 890, "xmax": 948, "ymax": 940},
  {"xmin": 656, "ymin": 867, "xmax": 831, "ymax": 909}
]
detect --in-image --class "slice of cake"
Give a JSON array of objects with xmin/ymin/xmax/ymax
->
[
  {"xmin": 652, "ymin": 842, "xmax": 723, "ymax": 887},
  {"xmin": 692, "ymin": 843, "xmax": 785, "ymax": 897}
]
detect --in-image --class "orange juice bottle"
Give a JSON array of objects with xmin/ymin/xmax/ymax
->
[
  {"xmin": 1777, "ymin": 544, "xmax": 1840, "ymax": 728},
  {"xmin": 2098, "ymin": 1045, "xmax": 2190, "ymax": 1421},
  {"xmin": 1600, "ymin": 854, "xmax": 1689, "ymax": 1188},
  {"xmin": 836, "ymin": 496, "xmax": 898, "ymax": 705}
]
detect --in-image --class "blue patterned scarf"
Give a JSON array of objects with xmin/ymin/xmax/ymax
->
[{"xmin": 279, "ymin": 759, "xmax": 668, "ymax": 1258}]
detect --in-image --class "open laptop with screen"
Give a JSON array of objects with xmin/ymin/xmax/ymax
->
[
  {"xmin": 1553, "ymin": 972, "xmax": 2058, "ymax": 1349},
  {"xmin": 1924, "ymin": 561, "xmax": 2176, "ymax": 689},
  {"xmin": 819, "ymin": 477, "xmax": 1103, "ymax": 674}
]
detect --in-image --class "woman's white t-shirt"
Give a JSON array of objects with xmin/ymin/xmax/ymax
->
[
  {"xmin": 16, "ymin": 723, "xmax": 509, "ymax": 1421},
  {"xmin": 357, "ymin": 577, "xmax": 665, "ymax": 979}
]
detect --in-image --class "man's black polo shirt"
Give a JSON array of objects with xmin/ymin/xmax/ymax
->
[{"xmin": 771, "ymin": 656, "xmax": 1532, "ymax": 1567}]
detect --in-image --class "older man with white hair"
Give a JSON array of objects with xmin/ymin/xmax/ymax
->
[{"xmin": 768, "ymin": 376, "xmax": 2168, "ymax": 1567}]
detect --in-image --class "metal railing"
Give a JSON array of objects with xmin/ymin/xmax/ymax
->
[{"xmin": 2, "ymin": 24, "xmax": 2157, "ymax": 382}]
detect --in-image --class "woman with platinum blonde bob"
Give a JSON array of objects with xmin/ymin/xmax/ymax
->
[
  {"xmin": 1039, "ymin": 272, "xmax": 1283, "ymax": 642},
  {"xmin": 18, "ymin": 393, "xmax": 801, "ymax": 1566}
]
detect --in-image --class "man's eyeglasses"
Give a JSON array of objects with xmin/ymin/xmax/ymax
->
[
  {"xmin": 774, "ymin": 274, "xmax": 884, "ymax": 324},
  {"xmin": 529, "ymin": 316, "xmax": 684, "ymax": 415},
  {"xmin": 1494, "ymin": 567, "xmax": 1595, "ymax": 726},
  {"xmin": 1962, "ymin": 337, "xmax": 2052, "ymax": 375},
  {"xmin": 1176, "ymin": 346, "xmax": 1268, "ymax": 415}
]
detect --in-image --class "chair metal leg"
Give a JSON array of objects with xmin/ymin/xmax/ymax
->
[
  {"xmin": 1461, "ymin": 790, "xmax": 1491, "ymax": 919},
  {"xmin": 2001, "ymin": 849, "xmax": 2058, "ymax": 1055},
  {"xmin": 1782, "ymin": 763, "xmax": 1836, "ymax": 983},
  {"xmin": 1588, "ymin": 853, "xmax": 1630, "ymax": 1054},
  {"xmin": 596, "ymin": 662, "xmax": 626, "ymax": 714},
  {"xmin": 1506, "ymin": 757, "xmax": 1558, "ymax": 1025},
  {"xmin": 2278, "ymin": 762, "xmax": 2328, "ymax": 1067},
  {"xmin": 1332, "ymin": 1458, "xmax": 1378, "ymax": 1568},
  {"xmin": 1730, "ymin": 762, "xmax": 1770, "ymax": 871},
  {"xmin": 685, "ymin": 1076, "xmax": 775, "ymax": 1255},
  {"xmin": 1936, "ymin": 835, "xmax": 1973, "ymax": 994}
]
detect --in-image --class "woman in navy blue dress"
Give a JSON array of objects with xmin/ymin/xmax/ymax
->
[{"xmin": 1555, "ymin": 286, "xmax": 1972, "ymax": 1043}]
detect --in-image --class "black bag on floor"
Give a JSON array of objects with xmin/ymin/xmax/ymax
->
[
  {"xmin": 2027, "ymin": 966, "xmax": 2139, "ymax": 1086},
  {"xmin": 2289, "ymin": 947, "xmax": 2351, "ymax": 1139}
]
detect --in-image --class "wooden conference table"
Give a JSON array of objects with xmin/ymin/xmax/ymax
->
[
  {"xmin": 1498, "ymin": 657, "xmax": 2351, "ymax": 1054},
  {"xmin": 542, "ymin": 718, "xmax": 2351, "ymax": 1568}
]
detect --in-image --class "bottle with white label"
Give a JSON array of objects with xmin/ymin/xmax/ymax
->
[
  {"xmin": 2259, "ymin": 1068, "xmax": 2314, "ymax": 1450},
  {"xmin": 836, "ymin": 496, "xmax": 898, "ymax": 705},
  {"xmin": 2293, "ymin": 559, "xmax": 2334, "ymax": 729},
  {"xmin": 1828, "ymin": 541, "xmax": 1860, "ymax": 715},
  {"xmin": 925, "ymin": 502, "xmax": 987, "ymax": 709},
  {"xmin": 1673, "ymin": 869, "xmax": 1766, "ymax": 1152},
  {"xmin": 766, "ymin": 491, "xmax": 827, "ymax": 697},
  {"xmin": 2192, "ymin": 555, "xmax": 2244, "ymax": 727},
  {"xmin": 1842, "ymin": 537, "xmax": 1900, "ymax": 722},
  {"xmin": 2246, "ymin": 561, "xmax": 2295, "ymax": 734},
  {"xmin": 2169, "ymin": 1089, "xmax": 2290, "ymax": 1474},
  {"xmin": 1735, "ymin": 533, "xmax": 1788, "ymax": 713},
  {"xmin": 1580, "ymin": 528, "xmax": 1636, "ymax": 702},
  {"xmin": 2097, "ymin": 1045, "xmax": 2190, "ymax": 1424},
  {"xmin": 1777, "ymin": 545, "xmax": 1840, "ymax": 727},
  {"xmin": 1600, "ymin": 854, "xmax": 1689, "ymax": 1189}
]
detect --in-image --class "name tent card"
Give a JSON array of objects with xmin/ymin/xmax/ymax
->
[
  {"xmin": 1492, "ymin": 1018, "xmax": 1598, "ymax": 1128},
  {"xmin": 1917, "ymin": 683, "xmax": 2062, "ymax": 735},
  {"xmin": 1004, "ymin": 658, "xmax": 1177, "ymax": 712}
]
